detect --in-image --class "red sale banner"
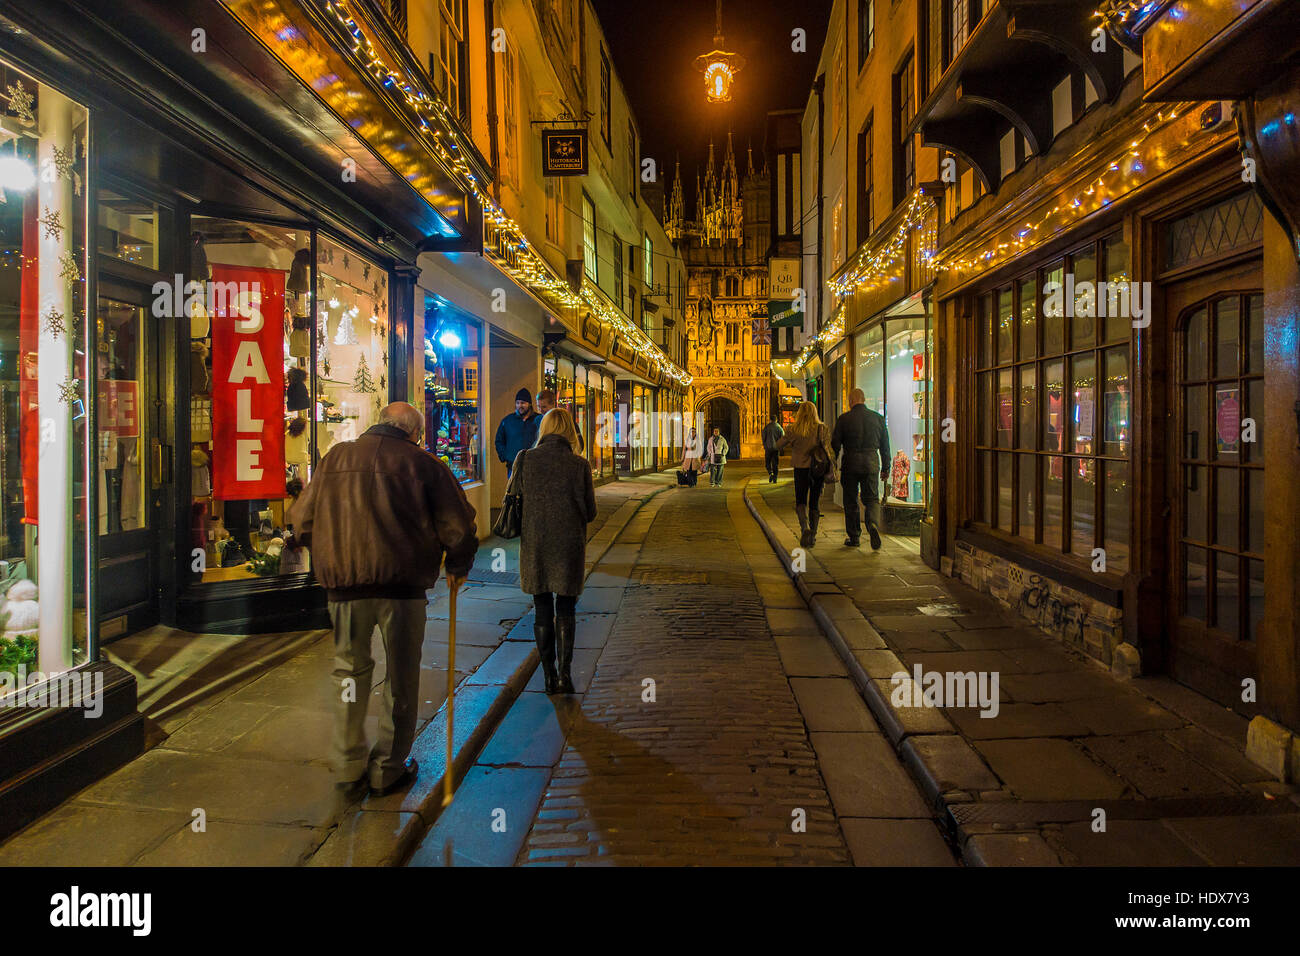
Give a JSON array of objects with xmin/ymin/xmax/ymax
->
[
  {"xmin": 210, "ymin": 264, "xmax": 285, "ymax": 500},
  {"xmin": 98, "ymin": 381, "xmax": 140, "ymax": 438}
]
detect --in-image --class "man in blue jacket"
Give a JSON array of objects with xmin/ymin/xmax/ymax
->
[{"xmin": 495, "ymin": 388, "xmax": 539, "ymax": 477}]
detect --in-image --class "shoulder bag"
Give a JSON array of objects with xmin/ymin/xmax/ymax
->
[{"xmin": 492, "ymin": 450, "xmax": 526, "ymax": 539}]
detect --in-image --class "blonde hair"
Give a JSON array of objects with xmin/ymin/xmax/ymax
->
[
  {"xmin": 790, "ymin": 401, "xmax": 822, "ymax": 438},
  {"xmin": 535, "ymin": 406, "xmax": 582, "ymax": 454}
]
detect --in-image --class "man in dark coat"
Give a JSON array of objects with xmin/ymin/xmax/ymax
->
[
  {"xmin": 831, "ymin": 388, "xmax": 890, "ymax": 550},
  {"xmin": 289, "ymin": 402, "xmax": 478, "ymax": 799},
  {"xmin": 536, "ymin": 388, "xmax": 585, "ymax": 457},
  {"xmin": 761, "ymin": 414, "xmax": 784, "ymax": 483},
  {"xmin": 494, "ymin": 388, "xmax": 539, "ymax": 477}
]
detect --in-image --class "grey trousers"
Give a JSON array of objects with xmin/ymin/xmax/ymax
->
[{"xmin": 328, "ymin": 598, "xmax": 426, "ymax": 788}]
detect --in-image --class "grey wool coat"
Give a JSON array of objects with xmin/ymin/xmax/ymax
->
[{"xmin": 512, "ymin": 433, "xmax": 597, "ymax": 596}]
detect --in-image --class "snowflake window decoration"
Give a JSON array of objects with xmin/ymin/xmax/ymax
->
[
  {"xmin": 57, "ymin": 377, "xmax": 80, "ymax": 405},
  {"xmin": 58, "ymin": 251, "xmax": 81, "ymax": 285},
  {"xmin": 42, "ymin": 306, "xmax": 66, "ymax": 339},
  {"xmin": 5, "ymin": 79, "xmax": 34, "ymax": 125},
  {"xmin": 38, "ymin": 207, "xmax": 63, "ymax": 242}
]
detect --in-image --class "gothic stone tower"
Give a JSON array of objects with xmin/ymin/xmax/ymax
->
[{"xmin": 669, "ymin": 135, "xmax": 772, "ymax": 460}]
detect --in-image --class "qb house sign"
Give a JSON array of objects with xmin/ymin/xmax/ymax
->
[
  {"xmin": 210, "ymin": 264, "xmax": 286, "ymax": 499},
  {"xmin": 542, "ymin": 128, "xmax": 588, "ymax": 176}
]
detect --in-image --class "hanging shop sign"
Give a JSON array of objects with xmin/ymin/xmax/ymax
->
[
  {"xmin": 768, "ymin": 300, "xmax": 803, "ymax": 327},
  {"xmin": 210, "ymin": 264, "xmax": 286, "ymax": 500},
  {"xmin": 542, "ymin": 129, "xmax": 589, "ymax": 176},
  {"xmin": 769, "ymin": 257, "xmax": 800, "ymax": 299}
]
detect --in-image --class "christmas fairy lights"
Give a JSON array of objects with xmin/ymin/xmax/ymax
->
[{"xmin": 317, "ymin": 1, "xmax": 691, "ymax": 385}]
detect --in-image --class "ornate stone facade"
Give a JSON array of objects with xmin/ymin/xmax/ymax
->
[{"xmin": 669, "ymin": 134, "xmax": 773, "ymax": 459}]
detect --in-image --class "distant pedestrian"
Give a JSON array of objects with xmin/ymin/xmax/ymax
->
[
  {"xmin": 831, "ymin": 388, "xmax": 890, "ymax": 549},
  {"xmin": 777, "ymin": 401, "xmax": 835, "ymax": 547},
  {"xmin": 494, "ymin": 388, "xmax": 539, "ymax": 478},
  {"xmin": 705, "ymin": 427, "xmax": 729, "ymax": 487},
  {"xmin": 681, "ymin": 426, "xmax": 702, "ymax": 487},
  {"xmin": 762, "ymin": 414, "xmax": 784, "ymax": 483},
  {"xmin": 536, "ymin": 388, "xmax": 585, "ymax": 458},
  {"xmin": 289, "ymin": 402, "xmax": 478, "ymax": 800},
  {"xmin": 510, "ymin": 407, "xmax": 596, "ymax": 694}
]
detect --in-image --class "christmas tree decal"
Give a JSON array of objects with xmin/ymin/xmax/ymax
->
[
  {"xmin": 334, "ymin": 308, "xmax": 358, "ymax": 345},
  {"xmin": 353, "ymin": 352, "xmax": 376, "ymax": 393}
]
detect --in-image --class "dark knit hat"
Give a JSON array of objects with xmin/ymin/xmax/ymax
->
[{"xmin": 515, "ymin": 388, "xmax": 532, "ymax": 404}]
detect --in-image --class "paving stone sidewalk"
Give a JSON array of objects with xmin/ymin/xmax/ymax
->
[
  {"xmin": 0, "ymin": 473, "xmax": 673, "ymax": 867},
  {"xmin": 748, "ymin": 476, "xmax": 1300, "ymax": 866}
]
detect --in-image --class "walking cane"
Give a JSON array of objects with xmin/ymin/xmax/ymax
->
[{"xmin": 442, "ymin": 571, "xmax": 460, "ymax": 809}]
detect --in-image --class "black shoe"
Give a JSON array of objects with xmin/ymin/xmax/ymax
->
[
  {"xmin": 868, "ymin": 525, "xmax": 882, "ymax": 550},
  {"xmin": 556, "ymin": 613, "xmax": 576, "ymax": 694},
  {"xmin": 800, "ymin": 528, "xmax": 814, "ymax": 547},
  {"xmin": 845, "ymin": 537, "xmax": 860, "ymax": 547},
  {"xmin": 370, "ymin": 758, "xmax": 418, "ymax": 797},
  {"xmin": 534, "ymin": 622, "xmax": 558, "ymax": 694}
]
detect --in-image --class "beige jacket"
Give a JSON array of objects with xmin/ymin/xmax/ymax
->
[{"xmin": 777, "ymin": 423, "xmax": 837, "ymax": 480}]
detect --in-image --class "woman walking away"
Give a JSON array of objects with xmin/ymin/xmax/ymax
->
[
  {"xmin": 512, "ymin": 407, "xmax": 596, "ymax": 694},
  {"xmin": 777, "ymin": 401, "xmax": 837, "ymax": 548},
  {"xmin": 681, "ymin": 427, "xmax": 701, "ymax": 487}
]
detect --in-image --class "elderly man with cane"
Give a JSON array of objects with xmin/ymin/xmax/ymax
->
[{"xmin": 290, "ymin": 402, "xmax": 478, "ymax": 801}]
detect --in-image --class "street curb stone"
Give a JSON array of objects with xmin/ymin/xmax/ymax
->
[
  {"xmin": 384, "ymin": 475, "xmax": 676, "ymax": 866},
  {"xmin": 743, "ymin": 477, "xmax": 992, "ymax": 864}
]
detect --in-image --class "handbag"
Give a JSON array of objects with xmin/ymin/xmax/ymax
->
[{"xmin": 492, "ymin": 450, "xmax": 525, "ymax": 539}]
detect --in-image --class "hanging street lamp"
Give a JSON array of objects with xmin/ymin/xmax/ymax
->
[{"xmin": 694, "ymin": 0, "xmax": 746, "ymax": 104}]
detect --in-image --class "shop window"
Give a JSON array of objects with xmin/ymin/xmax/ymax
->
[
  {"xmin": 1175, "ymin": 292, "xmax": 1264, "ymax": 639},
  {"xmin": 0, "ymin": 64, "xmax": 91, "ymax": 679},
  {"xmin": 190, "ymin": 216, "xmax": 308, "ymax": 582},
  {"xmin": 424, "ymin": 307, "xmax": 481, "ymax": 484},
  {"xmin": 893, "ymin": 50, "xmax": 915, "ymax": 206},
  {"xmin": 435, "ymin": 0, "xmax": 468, "ymax": 120},
  {"xmin": 96, "ymin": 299, "xmax": 146, "ymax": 536},
  {"xmin": 858, "ymin": 0, "xmax": 874, "ymax": 68},
  {"xmin": 1164, "ymin": 191, "xmax": 1264, "ymax": 274},
  {"xmin": 582, "ymin": 192, "xmax": 597, "ymax": 282},
  {"xmin": 972, "ymin": 233, "xmax": 1132, "ymax": 570},
  {"xmin": 97, "ymin": 190, "xmax": 157, "ymax": 269},
  {"xmin": 599, "ymin": 48, "xmax": 611, "ymax": 148},
  {"xmin": 613, "ymin": 235, "xmax": 623, "ymax": 312}
]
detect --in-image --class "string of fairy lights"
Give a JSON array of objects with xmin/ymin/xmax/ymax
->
[
  {"xmin": 791, "ymin": 100, "xmax": 1188, "ymax": 376},
  {"xmin": 318, "ymin": 0, "xmax": 691, "ymax": 386}
]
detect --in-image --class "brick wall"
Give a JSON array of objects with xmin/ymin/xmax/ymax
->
[{"xmin": 952, "ymin": 540, "xmax": 1124, "ymax": 666}]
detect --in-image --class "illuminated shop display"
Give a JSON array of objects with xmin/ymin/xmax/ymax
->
[
  {"xmin": 424, "ymin": 308, "xmax": 481, "ymax": 485},
  {"xmin": 0, "ymin": 61, "xmax": 90, "ymax": 680}
]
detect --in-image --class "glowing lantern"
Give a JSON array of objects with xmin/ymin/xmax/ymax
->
[{"xmin": 694, "ymin": 0, "xmax": 745, "ymax": 104}]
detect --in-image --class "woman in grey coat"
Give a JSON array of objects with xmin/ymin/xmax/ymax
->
[{"xmin": 510, "ymin": 406, "xmax": 596, "ymax": 694}]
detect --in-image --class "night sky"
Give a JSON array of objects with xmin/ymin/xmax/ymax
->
[{"xmin": 592, "ymin": 0, "xmax": 833, "ymax": 214}]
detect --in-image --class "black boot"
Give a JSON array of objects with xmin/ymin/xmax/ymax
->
[
  {"xmin": 808, "ymin": 507, "xmax": 820, "ymax": 546},
  {"xmin": 556, "ymin": 612, "xmax": 576, "ymax": 694},
  {"xmin": 534, "ymin": 621, "xmax": 558, "ymax": 694}
]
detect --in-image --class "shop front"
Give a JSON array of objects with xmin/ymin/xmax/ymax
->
[
  {"xmin": 543, "ymin": 349, "xmax": 618, "ymax": 479},
  {"xmin": 849, "ymin": 293, "xmax": 935, "ymax": 536},
  {"xmin": 937, "ymin": 101, "xmax": 1264, "ymax": 712},
  {"xmin": 0, "ymin": 0, "xmax": 476, "ymax": 835}
]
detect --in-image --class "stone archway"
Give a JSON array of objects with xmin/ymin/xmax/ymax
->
[
  {"xmin": 692, "ymin": 386, "xmax": 750, "ymax": 459},
  {"xmin": 700, "ymin": 397, "xmax": 741, "ymax": 459}
]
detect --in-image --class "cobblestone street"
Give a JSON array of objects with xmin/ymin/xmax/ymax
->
[{"xmin": 410, "ymin": 464, "xmax": 955, "ymax": 867}]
